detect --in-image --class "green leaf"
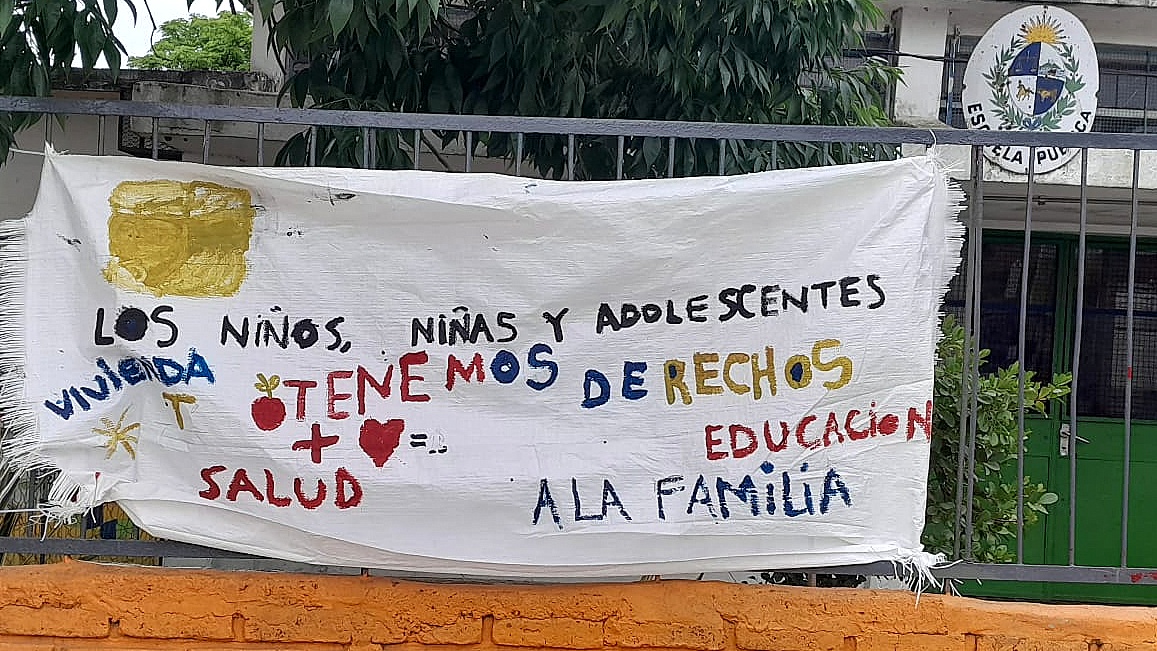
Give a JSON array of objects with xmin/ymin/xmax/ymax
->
[
  {"xmin": 641, "ymin": 136, "xmax": 660, "ymax": 166},
  {"xmin": 77, "ymin": 17, "xmax": 101, "ymax": 71},
  {"xmin": 718, "ymin": 58, "xmax": 731, "ymax": 92},
  {"xmin": 329, "ymin": 0, "xmax": 355, "ymax": 37},
  {"xmin": 103, "ymin": 37, "xmax": 121, "ymax": 76},
  {"xmin": 103, "ymin": 0, "xmax": 118, "ymax": 25},
  {"xmin": 31, "ymin": 65, "xmax": 48, "ymax": 96},
  {"xmin": 0, "ymin": 0, "xmax": 13, "ymax": 37}
]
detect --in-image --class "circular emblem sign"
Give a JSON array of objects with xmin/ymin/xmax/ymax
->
[{"xmin": 961, "ymin": 5, "xmax": 1099, "ymax": 174}]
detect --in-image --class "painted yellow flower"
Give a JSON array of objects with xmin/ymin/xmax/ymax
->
[{"xmin": 93, "ymin": 408, "xmax": 140, "ymax": 460}]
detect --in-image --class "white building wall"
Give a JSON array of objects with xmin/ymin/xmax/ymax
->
[
  {"xmin": 249, "ymin": 3, "xmax": 283, "ymax": 84},
  {"xmin": 890, "ymin": 5, "xmax": 951, "ymax": 123}
]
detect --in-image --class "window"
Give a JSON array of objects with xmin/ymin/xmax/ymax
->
[
  {"xmin": 945, "ymin": 237, "xmax": 1157, "ymax": 420},
  {"xmin": 1077, "ymin": 247, "xmax": 1157, "ymax": 419},
  {"xmin": 945, "ymin": 239, "xmax": 1059, "ymax": 379}
]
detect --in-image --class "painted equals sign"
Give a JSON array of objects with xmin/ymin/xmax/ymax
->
[{"xmin": 410, "ymin": 432, "xmax": 428, "ymax": 448}]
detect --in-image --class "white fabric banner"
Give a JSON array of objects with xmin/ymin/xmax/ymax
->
[{"xmin": 2, "ymin": 152, "xmax": 962, "ymax": 576}]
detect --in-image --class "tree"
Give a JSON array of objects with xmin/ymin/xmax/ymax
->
[
  {"xmin": 0, "ymin": 0, "xmax": 132, "ymax": 160},
  {"xmin": 262, "ymin": 0, "xmax": 900, "ymax": 177},
  {"xmin": 129, "ymin": 12, "xmax": 252, "ymax": 72},
  {"xmin": 0, "ymin": 1, "xmax": 901, "ymax": 172},
  {"xmin": 0, "ymin": 1, "xmax": 246, "ymax": 160}
]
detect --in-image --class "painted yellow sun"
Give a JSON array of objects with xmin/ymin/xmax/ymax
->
[
  {"xmin": 1021, "ymin": 16, "xmax": 1064, "ymax": 46},
  {"xmin": 103, "ymin": 180, "xmax": 256, "ymax": 298}
]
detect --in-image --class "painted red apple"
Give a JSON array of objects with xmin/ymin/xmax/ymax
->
[{"xmin": 251, "ymin": 373, "xmax": 286, "ymax": 431}]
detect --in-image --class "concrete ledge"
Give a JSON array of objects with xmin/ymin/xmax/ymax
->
[{"xmin": 0, "ymin": 561, "xmax": 1155, "ymax": 651}]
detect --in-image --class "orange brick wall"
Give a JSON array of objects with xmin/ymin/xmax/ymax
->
[{"xmin": 0, "ymin": 561, "xmax": 1155, "ymax": 651}]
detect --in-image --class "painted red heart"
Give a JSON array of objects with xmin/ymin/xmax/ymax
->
[{"xmin": 359, "ymin": 418, "xmax": 404, "ymax": 468}]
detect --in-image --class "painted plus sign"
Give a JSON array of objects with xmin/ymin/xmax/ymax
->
[{"xmin": 292, "ymin": 423, "xmax": 339, "ymax": 464}]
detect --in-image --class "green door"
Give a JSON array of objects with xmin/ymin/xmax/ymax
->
[
  {"xmin": 1046, "ymin": 242, "xmax": 1157, "ymax": 603},
  {"xmin": 954, "ymin": 235, "xmax": 1157, "ymax": 604}
]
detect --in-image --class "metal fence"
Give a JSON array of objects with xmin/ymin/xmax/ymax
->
[{"xmin": 3, "ymin": 95, "xmax": 1157, "ymax": 591}]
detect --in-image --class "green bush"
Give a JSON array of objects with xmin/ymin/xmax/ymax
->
[{"xmin": 924, "ymin": 316, "xmax": 1071, "ymax": 563}]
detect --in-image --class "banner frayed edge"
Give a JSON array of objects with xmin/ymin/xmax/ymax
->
[
  {"xmin": 919, "ymin": 152, "xmax": 963, "ymax": 598},
  {"xmin": 0, "ymin": 218, "xmax": 43, "ymax": 506},
  {"xmin": 929, "ymin": 150, "xmax": 968, "ymax": 307},
  {"xmin": 892, "ymin": 549, "xmax": 947, "ymax": 601},
  {"xmin": 0, "ymin": 164, "xmax": 91, "ymax": 523}
]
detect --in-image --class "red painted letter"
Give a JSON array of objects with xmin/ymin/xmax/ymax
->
[
  {"xmin": 198, "ymin": 465, "xmax": 226, "ymax": 500},
  {"xmin": 226, "ymin": 469, "xmax": 264, "ymax": 502},
  {"xmin": 327, "ymin": 370, "xmax": 353, "ymax": 420},
  {"xmin": 283, "ymin": 379, "xmax": 317, "ymax": 421},
  {"xmin": 446, "ymin": 353, "xmax": 486, "ymax": 391},
  {"xmin": 335, "ymin": 467, "xmax": 363, "ymax": 509},
  {"xmin": 401, "ymin": 351, "xmax": 431, "ymax": 402},
  {"xmin": 729, "ymin": 424, "xmax": 758, "ymax": 459},
  {"xmin": 705, "ymin": 425, "xmax": 727, "ymax": 460}
]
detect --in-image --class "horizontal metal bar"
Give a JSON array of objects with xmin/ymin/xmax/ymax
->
[
  {"xmin": 0, "ymin": 537, "xmax": 258, "ymax": 558},
  {"xmin": 3, "ymin": 96, "xmax": 1157, "ymax": 149},
  {"xmin": 1, "ymin": 535, "xmax": 1156, "ymax": 585},
  {"xmin": 798, "ymin": 562, "xmax": 1157, "ymax": 584}
]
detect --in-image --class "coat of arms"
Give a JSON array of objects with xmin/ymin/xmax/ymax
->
[
  {"xmin": 961, "ymin": 6, "xmax": 1099, "ymax": 174},
  {"xmin": 983, "ymin": 15, "xmax": 1086, "ymax": 131}
]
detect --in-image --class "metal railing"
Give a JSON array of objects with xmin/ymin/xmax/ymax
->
[{"xmin": 3, "ymin": 95, "xmax": 1157, "ymax": 591}]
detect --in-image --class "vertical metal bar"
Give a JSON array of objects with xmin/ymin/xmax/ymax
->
[
  {"xmin": 1016, "ymin": 148, "xmax": 1036, "ymax": 563},
  {"xmin": 97, "ymin": 115, "xmax": 107, "ymax": 156},
  {"xmin": 368, "ymin": 128, "xmax": 377, "ymax": 169},
  {"xmin": 945, "ymin": 29, "xmax": 960, "ymax": 127},
  {"xmin": 151, "ymin": 117, "xmax": 159, "ymax": 160},
  {"xmin": 26, "ymin": 468, "xmax": 36, "ymax": 513},
  {"xmin": 202, "ymin": 120, "xmax": 211, "ymax": 164},
  {"xmin": 515, "ymin": 133, "xmax": 524, "ymax": 177},
  {"xmin": 465, "ymin": 131, "xmax": 473, "ymax": 173},
  {"xmin": 257, "ymin": 122, "xmax": 266, "ymax": 167},
  {"xmin": 361, "ymin": 127, "xmax": 370, "ymax": 169},
  {"xmin": 1122, "ymin": 150, "xmax": 1141, "ymax": 568},
  {"xmin": 566, "ymin": 134, "xmax": 575, "ymax": 181},
  {"xmin": 770, "ymin": 141, "xmax": 778, "ymax": 170},
  {"xmin": 1069, "ymin": 148, "xmax": 1089, "ymax": 566},
  {"xmin": 45, "ymin": 114, "xmax": 53, "ymax": 147},
  {"xmin": 963, "ymin": 150, "xmax": 985, "ymax": 559},
  {"xmin": 27, "ymin": 468, "xmax": 42, "ymax": 560},
  {"xmin": 717, "ymin": 139, "xmax": 726, "ymax": 176},
  {"xmin": 616, "ymin": 136, "xmax": 625, "ymax": 180},
  {"xmin": 1146, "ymin": 51, "xmax": 1152, "ymax": 134},
  {"xmin": 822, "ymin": 141, "xmax": 831, "ymax": 165},
  {"xmin": 412, "ymin": 129, "xmax": 420, "ymax": 170},
  {"xmin": 667, "ymin": 137, "xmax": 676, "ymax": 177},
  {"xmin": 954, "ymin": 145, "xmax": 982, "ymax": 560},
  {"xmin": 309, "ymin": 126, "xmax": 317, "ymax": 167}
]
